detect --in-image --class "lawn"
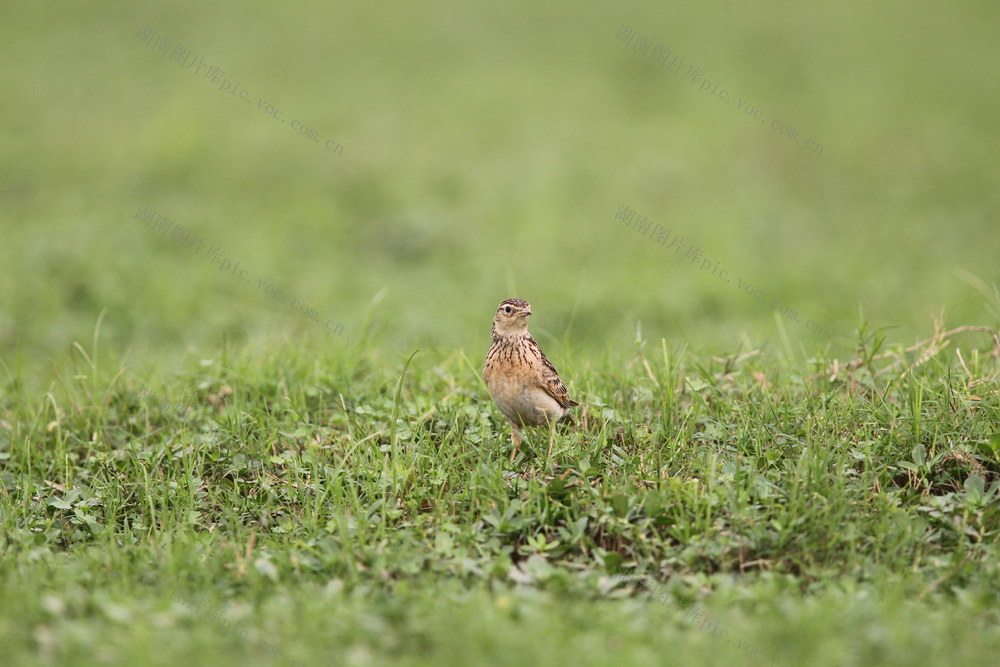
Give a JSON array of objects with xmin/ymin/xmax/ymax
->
[{"xmin": 1, "ymin": 1, "xmax": 999, "ymax": 665}]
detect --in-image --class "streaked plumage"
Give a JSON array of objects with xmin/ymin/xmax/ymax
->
[{"xmin": 483, "ymin": 298, "xmax": 579, "ymax": 459}]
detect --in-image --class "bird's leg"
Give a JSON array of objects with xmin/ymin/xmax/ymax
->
[{"xmin": 510, "ymin": 426, "xmax": 522, "ymax": 461}]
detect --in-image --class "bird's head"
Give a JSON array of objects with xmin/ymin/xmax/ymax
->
[{"xmin": 491, "ymin": 298, "xmax": 532, "ymax": 337}]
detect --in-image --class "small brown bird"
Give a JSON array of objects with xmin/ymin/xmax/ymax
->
[{"xmin": 482, "ymin": 298, "xmax": 579, "ymax": 460}]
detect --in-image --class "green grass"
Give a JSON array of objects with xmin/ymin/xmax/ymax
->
[
  {"xmin": 2, "ymin": 0, "xmax": 1000, "ymax": 664},
  {"xmin": 2, "ymin": 325, "xmax": 998, "ymax": 665}
]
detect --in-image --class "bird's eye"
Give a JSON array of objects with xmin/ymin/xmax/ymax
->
[{"xmin": 503, "ymin": 306, "xmax": 512, "ymax": 314}]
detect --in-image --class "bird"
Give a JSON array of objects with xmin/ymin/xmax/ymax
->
[{"xmin": 482, "ymin": 298, "xmax": 579, "ymax": 460}]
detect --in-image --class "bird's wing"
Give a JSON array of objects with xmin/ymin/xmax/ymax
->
[{"xmin": 531, "ymin": 336, "xmax": 580, "ymax": 409}]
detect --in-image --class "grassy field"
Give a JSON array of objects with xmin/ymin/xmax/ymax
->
[{"xmin": 2, "ymin": 1, "xmax": 999, "ymax": 665}]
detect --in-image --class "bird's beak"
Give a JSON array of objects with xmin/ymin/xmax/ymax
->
[{"xmin": 521, "ymin": 309, "xmax": 532, "ymax": 316}]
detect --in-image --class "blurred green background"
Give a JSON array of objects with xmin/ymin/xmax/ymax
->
[{"xmin": 1, "ymin": 0, "xmax": 997, "ymax": 376}]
